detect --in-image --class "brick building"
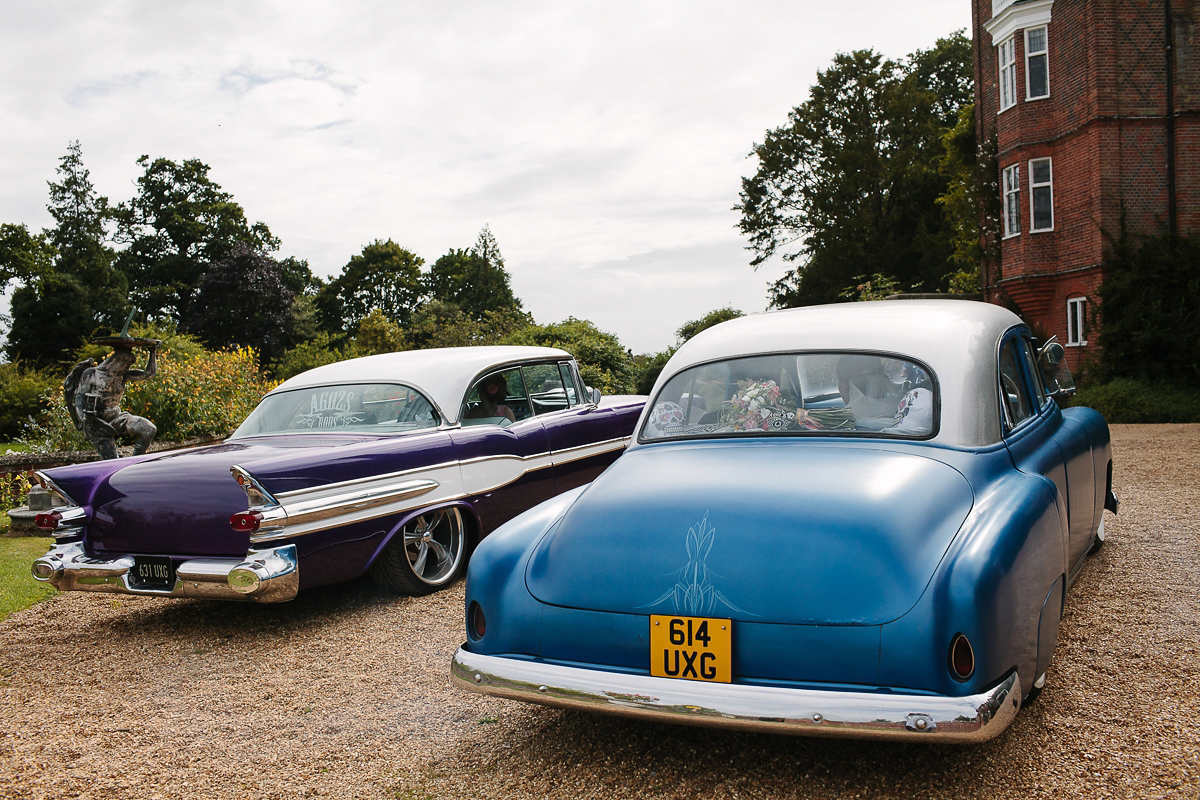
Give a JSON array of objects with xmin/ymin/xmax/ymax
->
[{"xmin": 971, "ymin": 0, "xmax": 1199, "ymax": 369}]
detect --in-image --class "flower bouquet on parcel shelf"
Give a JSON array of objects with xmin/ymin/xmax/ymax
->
[{"xmin": 718, "ymin": 380, "xmax": 855, "ymax": 432}]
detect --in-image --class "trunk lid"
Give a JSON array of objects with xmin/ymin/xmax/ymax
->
[{"xmin": 525, "ymin": 440, "xmax": 974, "ymax": 625}]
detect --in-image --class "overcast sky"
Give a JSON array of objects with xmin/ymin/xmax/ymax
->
[{"xmin": 2, "ymin": 0, "xmax": 971, "ymax": 355}]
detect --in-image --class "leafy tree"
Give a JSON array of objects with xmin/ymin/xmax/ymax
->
[
  {"xmin": 936, "ymin": 104, "xmax": 998, "ymax": 294},
  {"xmin": 736, "ymin": 32, "xmax": 973, "ymax": 307},
  {"xmin": 426, "ymin": 226, "xmax": 522, "ymax": 320},
  {"xmin": 183, "ymin": 244, "xmax": 296, "ymax": 363},
  {"xmin": 269, "ymin": 332, "xmax": 351, "ymax": 381},
  {"xmin": 353, "ymin": 308, "xmax": 408, "ymax": 355},
  {"xmin": 408, "ymin": 300, "xmax": 531, "ymax": 349},
  {"xmin": 5, "ymin": 273, "xmax": 92, "ymax": 365},
  {"xmin": 317, "ymin": 239, "xmax": 425, "ymax": 332},
  {"xmin": 0, "ymin": 223, "xmax": 55, "ymax": 286},
  {"xmin": 114, "ymin": 155, "xmax": 279, "ymax": 322},
  {"xmin": 45, "ymin": 141, "xmax": 127, "ymax": 328},
  {"xmin": 503, "ymin": 318, "xmax": 637, "ymax": 395},
  {"xmin": 677, "ymin": 307, "xmax": 744, "ymax": 342}
]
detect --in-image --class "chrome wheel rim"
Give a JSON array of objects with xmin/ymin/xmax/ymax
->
[{"xmin": 402, "ymin": 508, "xmax": 464, "ymax": 586}]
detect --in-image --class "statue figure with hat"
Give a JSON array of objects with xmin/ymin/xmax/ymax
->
[{"xmin": 62, "ymin": 310, "xmax": 161, "ymax": 460}]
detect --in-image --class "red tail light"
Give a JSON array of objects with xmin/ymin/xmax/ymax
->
[
  {"xmin": 470, "ymin": 601, "xmax": 487, "ymax": 639},
  {"xmin": 34, "ymin": 511, "xmax": 63, "ymax": 530},
  {"xmin": 949, "ymin": 633, "xmax": 975, "ymax": 680},
  {"xmin": 230, "ymin": 511, "xmax": 264, "ymax": 533}
]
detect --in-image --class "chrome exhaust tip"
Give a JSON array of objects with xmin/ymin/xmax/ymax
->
[{"xmin": 31, "ymin": 555, "xmax": 63, "ymax": 582}]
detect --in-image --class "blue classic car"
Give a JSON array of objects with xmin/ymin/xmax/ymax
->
[
  {"xmin": 451, "ymin": 301, "xmax": 1119, "ymax": 743},
  {"xmin": 31, "ymin": 346, "xmax": 645, "ymax": 602}
]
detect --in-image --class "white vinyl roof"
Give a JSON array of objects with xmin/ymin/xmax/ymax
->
[
  {"xmin": 268, "ymin": 346, "xmax": 573, "ymax": 425},
  {"xmin": 647, "ymin": 300, "xmax": 1026, "ymax": 448}
]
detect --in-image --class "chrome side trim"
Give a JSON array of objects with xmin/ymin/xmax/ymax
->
[
  {"xmin": 239, "ymin": 436, "xmax": 629, "ymax": 544},
  {"xmin": 31, "ymin": 541, "xmax": 300, "ymax": 603},
  {"xmin": 451, "ymin": 648, "xmax": 1022, "ymax": 743}
]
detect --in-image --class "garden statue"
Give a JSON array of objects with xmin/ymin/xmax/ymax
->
[{"xmin": 63, "ymin": 311, "xmax": 161, "ymax": 460}]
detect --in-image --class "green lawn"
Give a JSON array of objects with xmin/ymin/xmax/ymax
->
[{"xmin": 0, "ymin": 536, "xmax": 56, "ymax": 621}]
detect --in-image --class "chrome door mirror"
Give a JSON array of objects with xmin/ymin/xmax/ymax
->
[{"xmin": 1036, "ymin": 336, "xmax": 1075, "ymax": 397}]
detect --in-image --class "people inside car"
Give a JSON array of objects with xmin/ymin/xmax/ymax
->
[
  {"xmin": 836, "ymin": 354, "xmax": 904, "ymax": 420},
  {"xmin": 465, "ymin": 374, "xmax": 516, "ymax": 423}
]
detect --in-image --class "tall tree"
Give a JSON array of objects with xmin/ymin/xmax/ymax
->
[
  {"xmin": 45, "ymin": 141, "xmax": 127, "ymax": 329},
  {"xmin": 425, "ymin": 225, "xmax": 522, "ymax": 320},
  {"xmin": 317, "ymin": 239, "xmax": 425, "ymax": 332},
  {"xmin": 736, "ymin": 32, "xmax": 973, "ymax": 307},
  {"xmin": 115, "ymin": 155, "xmax": 279, "ymax": 322},
  {"xmin": 183, "ymin": 244, "xmax": 296, "ymax": 363}
]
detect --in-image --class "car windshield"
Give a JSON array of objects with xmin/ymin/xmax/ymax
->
[
  {"xmin": 230, "ymin": 383, "xmax": 439, "ymax": 438},
  {"xmin": 641, "ymin": 352, "xmax": 936, "ymax": 441}
]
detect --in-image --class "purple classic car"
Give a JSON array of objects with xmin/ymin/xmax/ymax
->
[{"xmin": 31, "ymin": 346, "xmax": 645, "ymax": 602}]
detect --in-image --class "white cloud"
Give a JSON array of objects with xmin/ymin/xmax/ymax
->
[{"xmin": 0, "ymin": 0, "xmax": 971, "ymax": 354}]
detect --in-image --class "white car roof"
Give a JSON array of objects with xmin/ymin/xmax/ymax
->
[
  {"xmin": 269, "ymin": 345, "xmax": 574, "ymax": 425},
  {"xmin": 648, "ymin": 300, "xmax": 1025, "ymax": 448}
]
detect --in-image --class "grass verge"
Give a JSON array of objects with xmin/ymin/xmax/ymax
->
[{"xmin": 0, "ymin": 536, "xmax": 56, "ymax": 621}]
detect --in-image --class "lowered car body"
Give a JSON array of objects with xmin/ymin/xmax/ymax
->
[
  {"xmin": 32, "ymin": 346, "xmax": 645, "ymax": 602},
  {"xmin": 452, "ymin": 301, "xmax": 1118, "ymax": 743}
]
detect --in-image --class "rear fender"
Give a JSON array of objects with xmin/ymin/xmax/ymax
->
[
  {"xmin": 1035, "ymin": 574, "xmax": 1065, "ymax": 681},
  {"xmin": 880, "ymin": 469, "xmax": 1064, "ymax": 696}
]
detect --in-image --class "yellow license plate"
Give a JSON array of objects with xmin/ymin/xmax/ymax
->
[{"xmin": 649, "ymin": 614, "xmax": 732, "ymax": 683}]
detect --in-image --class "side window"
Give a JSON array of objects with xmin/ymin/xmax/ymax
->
[
  {"xmin": 1029, "ymin": 157, "xmax": 1054, "ymax": 231},
  {"xmin": 557, "ymin": 363, "xmax": 579, "ymax": 406},
  {"xmin": 1025, "ymin": 26, "xmax": 1049, "ymax": 100},
  {"xmin": 999, "ymin": 339, "xmax": 1034, "ymax": 430},
  {"xmin": 461, "ymin": 368, "xmax": 530, "ymax": 425},
  {"xmin": 1002, "ymin": 164, "xmax": 1021, "ymax": 238},
  {"xmin": 523, "ymin": 363, "xmax": 570, "ymax": 415},
  {"xmin": 998, "ymin": 36, "xmax": 1017, "ymax": 111},
  {"xmin": 1067, "ymin": 297, "xmax": 1087, "ymax": 346},
  {"xmin": 1017, "ymin": 337, "xmax": 1050, "ymax": 409}
]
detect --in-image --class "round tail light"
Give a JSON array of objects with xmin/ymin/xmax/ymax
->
[
  {"xmin": 949, "ymin": 633, "xmax": 975, "ymax": 680},
  {"xmin": 230, "ymin": 511, "xmax": 263, "ymax": 533},
  {"xmin": 469, "ymin": 601, "xmax": 487, "ymax": 639}
]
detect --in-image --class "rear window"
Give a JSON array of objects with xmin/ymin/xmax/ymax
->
[
  {"xmin": 640, "ymin": 352, "xmax": 936, "ymax": 442},
  {"xmin": 230, "ymin": 383, "xmax": 439, "ymax": 437}
]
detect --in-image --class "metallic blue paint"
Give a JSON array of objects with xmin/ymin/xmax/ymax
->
[{"xmin": 525, "ymin": 440, "xmax": 975, "ymax": 626}]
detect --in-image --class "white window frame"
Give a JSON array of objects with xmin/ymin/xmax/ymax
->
[
  {"xmin": 1029, "ymin": 157, "xmax": 1054, "ymax": 232},
  {"xmin": 1025, "ymin": 26, "xmax": 1050, "ymax": 100},
  {"xmin": 1002, "ymin": 164, "xmax": 1021, "ymax": 238},
  {"xmin": 1067, "ymin": 297, "xmax": 1087, "ymax": 346},
  {"xmin": 998, "ymin": 36, "xmax": 1017, "ymax": 112}
]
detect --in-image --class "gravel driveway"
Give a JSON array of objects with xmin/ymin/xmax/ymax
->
[{"xmin": 2, "ymin": 424, "xmax": 1197, "ymax": 799}]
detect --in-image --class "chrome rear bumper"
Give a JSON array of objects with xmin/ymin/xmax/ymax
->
[
  {"xmin": 31, "ymin": 541, "xmax": 299, "ymax": 603},
  {"xmin": 451, "ymin": 647, "xmax": 1021, "ymax": 743}
]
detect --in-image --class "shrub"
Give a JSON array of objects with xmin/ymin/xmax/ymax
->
[
  {"xmin": 124, "ymin": 346, "xmax": 276, "ymax": 440},
  {"xmin": 1071, "ymin": 378, "xmax": 1200, "ymax": 424},
  {"xmin": 0, "ymin": 362, "xmax": 57, "ymax": 441},
  {"xmin": 19, "ymin": 344, "xmax": 277, "ymax": 451},
  {"xmin": 1098, "ymin": 230, "xmax": 1200, "ymax": 385},
  {"xmin": 0, "ymin": 471, "xmax": 33, "ymax": 515}
]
